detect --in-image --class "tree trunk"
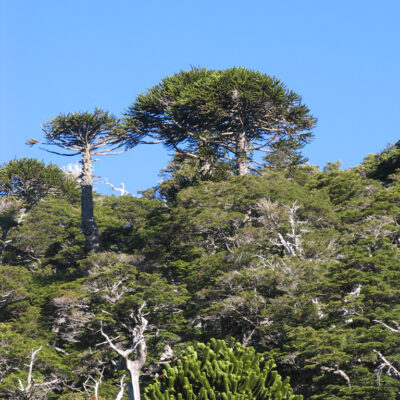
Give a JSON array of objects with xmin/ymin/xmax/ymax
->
[
  {"xmin": 126, "ymin": 340, "xmax": 147, "ymax": 400},
  {"xmin": 127, "ymin": 370, "xmax": 140, "ymax": 400},
  {"xmin": 235, "ymin": 130, "xmax": 249, "ymax": 176},
  {"xmin": 80, "ymin": 149, "xmax": 99, "ymax": 253}
]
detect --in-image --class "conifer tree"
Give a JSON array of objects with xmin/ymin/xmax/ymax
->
[
  {"xmin": 122, "ymin": 67, "xmax": 315, "ymax": 176},
  {"xmin": 144, "ymin": 338, "xmax": 302, "ymax": 400},
  {"xmin": 28, "ymin": 109, "xmax": 123, "ymax": 253}
]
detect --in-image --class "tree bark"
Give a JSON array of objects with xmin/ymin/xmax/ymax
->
[
  {"xmin": 80, "ymin": 149, "xmax": 99, "ymax": 253},
  {"xmin": 235, "ymin": 130, "xmax": 249, "ymax": 176},
  {"xmin": 126, "ymin": 329, "xmax": 147, "ymax": 400},
  {"xmin": 127, "ymin": 362, "xmax": 142, "ymax": 400}
]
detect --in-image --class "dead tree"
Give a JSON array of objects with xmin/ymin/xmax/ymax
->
[
  {"xmin": 100, "ymin": 303, "xmax": 148, "ymax": 400},
  {"xmin": 84, "ymin": 368, "xmax": 126, "ymax": 400},
  {"xmin": 256, "ymin": 199, "xmax": 307, "ymax": 257},
  {"xmin": 16, "ymin": 347, "xmax": 60, "ymax": 400}
]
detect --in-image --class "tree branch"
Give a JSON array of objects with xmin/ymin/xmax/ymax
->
[
  {"xmin": 373, "ymin": 349, "xmax": 400, "ymax": 385},
  {"xmin": 373, "ymin": 320, "xmax": 400, "ymax": 334},
  {"xmin": 38, "ymin": 147, "xmax": 81, "ymax": 157},
  {"xmin": 321, "ymin": 365, "xmax": 351, "ymax": 386}
]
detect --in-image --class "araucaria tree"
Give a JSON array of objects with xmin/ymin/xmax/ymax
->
[
  {"xmin": 144, "ymin": 338, "xmax": 302, "ymax": 400},
  {"xmin": 28, "ymin": 109, "xmax": 123, "ymax": 252},
  {"xmin": 122, "ymin": 67, "xmax": 316, "ymax": 176}
]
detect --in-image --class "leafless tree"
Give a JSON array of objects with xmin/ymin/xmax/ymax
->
[
  {"xmin": 99, "ymin": 303, "xmax": 148, "ymax": 400},
  {"xmin": 83, "ymin": 368, "xmax": 126, "ymax": 400},
  {"xmin": 13, "ymin": 347, "xmax": 61, "ymax": 400},
  {"xmin": 51, "ymin": 295, "xmax": 95, "ymax": 343}
]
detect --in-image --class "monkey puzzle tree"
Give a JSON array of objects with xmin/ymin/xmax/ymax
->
[
  {"xmin": 144, "ymin": 338, "xmax": 302, "ymax": 400},
  {"xmin": 123, "ymin": 67, "xmax": 316, "ymax": 176},
  {"xmin": 28, "ymin": 108, "xmax": 123, "ymax": 253}
]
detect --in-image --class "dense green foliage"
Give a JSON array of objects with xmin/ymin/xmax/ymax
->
[
  {"xmin": 122, "ymin": 67, "xmax": 315, "ymax": 176},
  {"xmin": 358, "ymin": 140, "xmax": 400, "ymax": 182},
  {"xmin": 1, "ymin": 148, "xmax": 400, "ymax": 399},
  {"xmin": 0, "ymin": 158, "xmax": 77, "ymax": 208},
  {"xmin": 144, "ymin": 338, "xmax": 301, "ymax": 400},
  {"xmin": 2, "ymin": 68, "xmax": 400, "ymax": 399}
]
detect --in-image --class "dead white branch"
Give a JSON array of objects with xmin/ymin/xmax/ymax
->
[
  {"xmin": 84, "ymin": 368, "xmax": 104, "ymax": 400},
  {"xmin": 17, "ymin": 346, "xmax": 60, "ymax": 399},
  {"xmin": 256, "ymin": 199, "xmax": 306, "ymax": 257},
  {"xmin": 115, "ymin": 374, "xmax": 126, "ymax": 400},
  {"xmin": 373, "ymin": 349, "xmax": 400, "ymax": 385},
  {"xmin": 18, "ymin": 347, "xmax": 42, "ymax": 395},
  {"xmin": 321, "ymin": 365, "xmax": 351, "ymax": 386},
  {"xmin": 372, "ymin": 319, "xmax": 400, "ymax": 385},
  {"xmin": 100, "ymin": 302, "xmax": 148, "ymax": 400},
  {"xmin": 102, "ymin": 177, "xmax": 130, "ymax": 196},
  {"xmin": 373, "ymin": 319, "xmax": 400, "ymax": 334}
]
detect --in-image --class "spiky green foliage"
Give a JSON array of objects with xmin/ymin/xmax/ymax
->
[
  {"xmin": 144, "ymin": 338, "xmax": 302, "ymax": 400},
  {"xmin": 38, "ymin": 109, "xmax": 121, "ymax": 155},
  {"xmin": 30, "ymin": 109, "xmax": 124, "ymax": 253},
  {"xmin": 123, "ymin": 67, "xmax": 315, "ymax": 176}
]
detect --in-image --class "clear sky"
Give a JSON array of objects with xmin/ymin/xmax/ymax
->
[{"xmin": 1, "ymin": 0, "xmax": 399, "ymax": 195}]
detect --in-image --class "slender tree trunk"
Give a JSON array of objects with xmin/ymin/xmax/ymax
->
[
  {"xmin": 80, "ymin": 149, "xmax": 99, "ymax": 253},
  {"xmin": 235, "ymin": 130, "xmax": 249, "ymax": 176}
]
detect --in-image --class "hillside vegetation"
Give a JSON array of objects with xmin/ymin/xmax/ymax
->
[
  {"xmin": 1, "ymin": 68, "xmax": 400, "ymax": 399},
  {"xmin": 1, "ymin": 145, "xmax": 400, "ymax": 399}
]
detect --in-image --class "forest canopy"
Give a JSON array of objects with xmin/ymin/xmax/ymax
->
[{"xmin": 1, "ymin": 68, "xmax": 400, "ymax": 400}]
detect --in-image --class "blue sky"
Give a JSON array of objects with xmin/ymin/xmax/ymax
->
[{"xmin": 1, "ymin": 0, "xmax": 399, "ymax": 195}]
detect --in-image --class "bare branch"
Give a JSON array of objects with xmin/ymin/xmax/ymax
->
[
  {"xmin": 100, "ymin": 321, "xmax": 133, "ymax": 358},
  {"xmin": 140, "ymin": 139, "xmax": 166, "ymax": 144},
  {"xmin": 38, "ymin": 147, "xmax": 81, "ymax": 157},
  {"xmin": 84, "ymin": 368, "xmax": 104, "ymax": 400},
  {"xmin": 100, "ymin": 303, "xmax": 148, "ymax": 400},
  {"xmin": 373, "ymin": 349, "xmax": 400, "ymax": 385},
  {"xmin": 321, "ymin": 365, "xmax": 351, "ymax": 386},
  {"xmin": 115, "ymin": 375, "xmax": 126, "ymax": 400},
  {"xmin": 102, "ymin": 178, "xmax": 130, "ymax": 196},
  {"xmin": 93, "ymin": 149, "xmax": 127, "ymax": 156},
  {"xmin": 24, "ymin": 346, "xmax": 42, "ymax": 393},
  {"xmin": 373, "ymin": 320, "xmax": 400, "ymax": 334}
]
